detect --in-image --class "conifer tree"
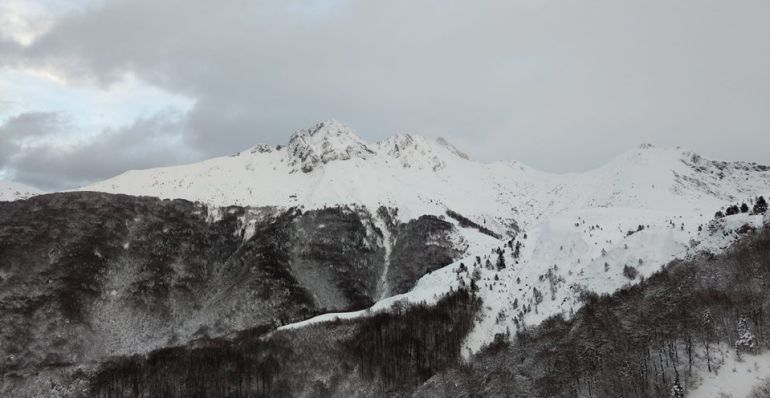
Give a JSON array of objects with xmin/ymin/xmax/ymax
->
[{"xmin": 754, "ymin": 196, "xmax": 768, "ymax": 214}]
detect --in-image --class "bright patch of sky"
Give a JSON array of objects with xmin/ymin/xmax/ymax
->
[
  {"xmin": 1, "ymin": 0, "xmax": 193, "ymax": 147},
  {"xmin": 0, "ymin": 68, "xmax": 194, "ymax": 145}
]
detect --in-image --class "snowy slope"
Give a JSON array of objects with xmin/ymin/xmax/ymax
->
[
  {"xmin": 280, "ymin": 210, "xmax": 766, "ymax": 356},
  {"xmin": 82, "ymin": 120, "xmax": 769, "ymax": 230},
  {"xmin": 689, "ymin": 344, "xmax": 770, "ymax": 397},
  {"xmin": 82, "ymin": 120, "xmax": 770, "ymax": 353},
  {"xmin": 0, "ymin": 180, "xmax": 42, "ymax": 201}
]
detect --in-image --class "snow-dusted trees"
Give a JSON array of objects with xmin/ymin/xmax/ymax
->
[
  {"xmin": 622, "ymin": 264, "xmax": 638, "ymax": 279},
  {"xmin": 532, "ymin": 287, "xmax": 544, "ymax": 313},
  {"xmin": 496, "ymin": 248, "xmax": 506, "ymax": 270},
  {"xmin": 736, "ymin": 315, "xmax": 755, "ymax": 354},
  {"xmin": 92, "ymin": 289, "xmax": 482, "ymax": 397},
  {"xmin": 670, "ymin": 374, "xmax": 684, "ymax": 398},
  {"xmin": 754, "ymin": 196, "xmax": 768, "ymax": 214},
  {"xmin": 701, "ymin": 309, "xmax": 714, "ymax": 372},
  {"xmin": 440, "ymin": 228, "xmax": 770, "ymax": 397}
]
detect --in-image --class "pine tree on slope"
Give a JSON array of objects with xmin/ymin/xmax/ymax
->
[{"xmin": 754, "ymin": 196, "xmax": 768, "ymax": 214}]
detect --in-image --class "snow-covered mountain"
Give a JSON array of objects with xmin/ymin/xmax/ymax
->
[
  {"xmin": 83, "ymin": 120, "xmax": 768, "ymax": 227},
  {"xmin": 0, "ymin": 180, "xmax": 42, "ymax": 201},
  {"xmin": 81, "ymin": 120, "xmax": 770, "ymax": 353},
  {"xmin": 3, "ymin": 120, "xmax": 770, "ymax": 396}
]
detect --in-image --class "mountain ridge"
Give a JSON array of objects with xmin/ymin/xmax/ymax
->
[{"xmin": 80, "ymin": 121, "xmax": 770, "ymax": 228}]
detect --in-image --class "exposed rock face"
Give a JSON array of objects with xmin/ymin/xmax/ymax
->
[
  {"xmin": 388, "ymin": 215, "xmax": 466, "ymax": 295},
  {"xmin": 283, "ymin": 121, "xmax": 470, "ymax": 173},
  {"xmin": 248, "ymin": 143, "xmax": 275, "ymax": 154},
  {"xmin": 0, "ymin": 192, "xmax": 464, "ymax": 393},
  {"xmin": 289, "ymin": 206, "xmax": 385, "ymax": 310},
  {"xmin": 378, "ymin": 133, "xmax": 448, "ymax": 171},
  {"xmin": 435, "ymin": 137, "xmax": 470, "ymax": 160},
  {"xmin": 286, "ymin": 120, "xmax": 375, "ymax": 172},
  {"xmin": 677, "ymin": 151, "xmax": 770, "ymax": 201}
]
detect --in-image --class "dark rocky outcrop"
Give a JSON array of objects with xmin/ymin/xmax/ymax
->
[
  {"xmin": 387, "ymin": 215, "xmax": 465, "ymax": 295},
  {"xmin": 289, "ymin": 207, "xmax": 384, "ymax": 310},
  {"xmin": 0, "ymin": 192, "xmax": 464, "ymax": 396}
]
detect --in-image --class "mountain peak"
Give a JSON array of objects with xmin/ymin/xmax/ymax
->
[
  {"xmin": 286, "ymin": 120, "xmax": 374, "ymax": 172},
  {"xmin": 298, "ymin": 119, "xmax": 353, "ymax": 138}
]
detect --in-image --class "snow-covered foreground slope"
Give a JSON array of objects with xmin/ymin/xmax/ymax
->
[
  {"xmin": 0, "ymin": 180, "xmax": 42, "ymax": 201},
  {"xmin": 690, "ymin": 345, "xmax": 770, "ymax": 398},
  {"xmin": 82, "ymin": 120, "xmax": 770, "ymax": 354}
]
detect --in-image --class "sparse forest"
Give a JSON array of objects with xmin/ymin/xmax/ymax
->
[
  {"xmin": 90, "ymin": 225, "xmax": 770, "ymax": 397},
  {"xmin": 90, "ymin": 289, "xmax": 481, "ymax": 397},
  {"xmin": 419, "ymin": 225, "xmax": 770, "ymax": 397}
]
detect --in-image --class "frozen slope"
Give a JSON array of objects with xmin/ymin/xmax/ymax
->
[
  {"xmin": 82, "ymin": 120, "xmax": 770, "ymax": 353},
  {"xmin": 280, "ymin": 210, "xmax": 767, "ymax": 357},
  {"xmin": 0, "ymin": 180, "xmax": 42, "ymax": 201},
  {"xmin": 83, "ymin": 121, "xmax": 769, "ymax": 231}
]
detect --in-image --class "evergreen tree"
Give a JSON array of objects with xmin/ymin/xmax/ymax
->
[
  {"xmin": 496, "ymin": 249, "xmax": 506, "ymax": 270},
  {"xmin": 472, "ymin": 267, "xmax": 481, "ymax": 282},
  {"xmin": 736, "ymin": 315, "xmax": 755, "ymax": 352},
  {"xmin": 741, "ymin": 203, "xmax": 749, "ymax": 213},
  {"xmin": 670, "ymin": 374, "xmax": 684, "ymax": 398},
  {"xmin": 754, "ymin": 196, "xmax": 768, "ymax": 214}
]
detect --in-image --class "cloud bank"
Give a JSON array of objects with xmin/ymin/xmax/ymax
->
[{"xmin": 1, "ymin": 0, "xmax": 769, "ymax": 189}]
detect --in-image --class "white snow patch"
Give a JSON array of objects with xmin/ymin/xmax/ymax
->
[
  {"xmin": 690, "ymin": 349, "xmax": 770, "ymax": 398},
  {"xmin": 0, "ymin": 180, "xmax": 42, "ymax": 201}
]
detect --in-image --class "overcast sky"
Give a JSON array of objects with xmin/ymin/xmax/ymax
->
[{"xmin": 1, "ymin": 0, "xmax": 769, "ymax": 190}]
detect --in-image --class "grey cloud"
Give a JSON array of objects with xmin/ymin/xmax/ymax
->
[
  {"xmin": 0, "ymin": 112, "xmax": 62, "ymax": 165},
  {"xmin": 5, "ymin": 0, "xmax": 770, "ymax": 183},
  {"xmin": 1, "ymin": 110, "xmax": 198, "ymax": 190}
]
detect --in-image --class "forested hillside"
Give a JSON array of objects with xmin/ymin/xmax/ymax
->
[
  {"xmin": 80, "ymin": 224, "xmax": 770, "ymax": 397},
  {"xmin": 418, "ymin": 222, "xmax": 770, "ymax": 397},
  {"xmin": 89, "ymin": 289, "xmax": 481, "ymax": 397}
]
